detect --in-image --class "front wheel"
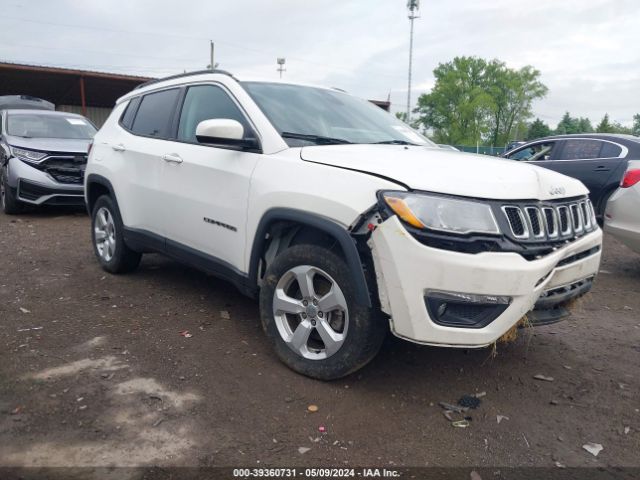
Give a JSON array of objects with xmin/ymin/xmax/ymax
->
[
  {"xmin": 259, "ymin": 244, "xmax": 386, "ymax": 380},
  {"xmin": 1, "ymin": 166, "xmax": 24, "ymax": 214},
  {"xmin": 91, "ymin": 195, "xmax": 142, "ymax": 273}
]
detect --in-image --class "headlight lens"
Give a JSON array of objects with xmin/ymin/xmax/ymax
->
[
  {"xmin": 382, "ymin": 191, "xmax": 500, "ymax": 235},
  {"xmin": 11, "ymin": 147, "xmax": 47, "ymax": 163}
]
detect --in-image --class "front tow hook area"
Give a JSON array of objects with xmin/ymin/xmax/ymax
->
[{"xmin": 527, "ymin": 276, "xmax": 595, "ymax": 326}]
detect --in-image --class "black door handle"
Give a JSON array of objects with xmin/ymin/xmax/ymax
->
[{"xmin": 594, "ymin": 166, "xmax": 610, "ymax": 171}]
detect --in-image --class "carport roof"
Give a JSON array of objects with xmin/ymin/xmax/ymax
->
[{"xmin": 0, "ymin": 62, "xmax": 154, "ymax": 109}]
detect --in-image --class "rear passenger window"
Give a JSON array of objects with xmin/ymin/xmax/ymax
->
[
  {"xmin": 560, "ymin": 140, "xmax": 601, "ymax": 160},
  {"xmin": 177, "ymin": 85, "xmax": 249, "ymax": 143},
  {"xmin": 120, "ymin": 97, "xmax": 140, "ymax": 130},
  {"xmin": 131, "ymin": 89, "xmax": 180, "ymax": 138},
  {"xmin": 600, "ymin": 142, "xmax": 622, "ymax": 158}
]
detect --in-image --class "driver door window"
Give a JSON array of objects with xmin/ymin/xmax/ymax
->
[
  {"xmin": 508, "ymin": 142, "xmax": 556, "ymax": 162},
  {"xmin": 177, "ymin": 84, "xmax": 249, "ymax": 143}
]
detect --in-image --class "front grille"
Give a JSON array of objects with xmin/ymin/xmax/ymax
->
[
  {"xmin": 501, "ymin": 197, "xmax": 596, "ymax": 243},
  {"xmin": 41, "ymin": 155, "xmax": 87, "ymax": 184},
  {"xmin": 23, "ymin": 153, "xmax": 87, "ymax": 184}
]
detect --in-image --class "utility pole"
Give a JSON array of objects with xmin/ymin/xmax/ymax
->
[
  {"xmin": 209, "ymin": 41, "xmax": 215, "ymax": 71},
  {"xmin": 277, "ymin": 58, "xmax": 286, "ymax": 79},
  {"xmin": 406, "ymin": 0, "xmax": 420, "ymax": 123}
]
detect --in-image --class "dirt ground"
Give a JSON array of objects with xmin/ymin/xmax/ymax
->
[{"xmin": 1, "ymin": 207, "xmax": 639, "ymax": 472}]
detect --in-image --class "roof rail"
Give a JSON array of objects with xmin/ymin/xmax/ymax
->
[{"xmin": 134, "ymin": 69, "xmax": 235, "ymax": 90}]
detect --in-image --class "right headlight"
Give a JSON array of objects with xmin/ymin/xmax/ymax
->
[
  {"xmin": 10, "ymin": 147, "xmax": 47, "ymax": 164},
  {"xmin": 381, "ymin": 191, "xmax": 500, "ymax": 235}
]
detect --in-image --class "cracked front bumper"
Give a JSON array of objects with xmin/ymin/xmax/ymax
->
[
  {"xmin": 8, "ymin": 157, "xmax": 84, "ymax": 205},
  {"xmin": 369, "ymin": 215, "xmax": 602, "ymax": 347}
]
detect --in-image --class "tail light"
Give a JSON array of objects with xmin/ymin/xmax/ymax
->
[
  {"xmin": 621, "ymin": 169, "xmax": 640, "ymax": 188},
  {"xmin": 87, "ymin": 140, "xmax": 94, "ymax": 157}
]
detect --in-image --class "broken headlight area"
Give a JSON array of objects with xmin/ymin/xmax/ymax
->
[
  {"xmin": 376, "ymin": 191, "xmax": 598, "ymax": 260},
  {"xmin": 379, "ymin": 191, "xmax": 500, "ymax": 235},
  {"xmin": 424, "ymin": 290, "xmax": 511, "ymax": 328}
]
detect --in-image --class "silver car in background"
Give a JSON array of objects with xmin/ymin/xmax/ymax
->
[
  {"xmin": 1, "ymin": 109, "xmax": 96, "ymax": 214},
  {"xmin": 605, "ymin": 160, "xmax": 640, "ymax": 254}
]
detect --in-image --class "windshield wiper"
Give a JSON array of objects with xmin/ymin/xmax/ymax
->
[
  {"xmin": 371, "ymin": 139, "xmax": 418, "ymax": 145},
  {"xmin": 281, "ymin": 132, "xmax": 352, "ymax": 145}
]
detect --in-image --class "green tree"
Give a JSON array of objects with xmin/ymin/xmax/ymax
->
[
  {"xmin": 577, "ymin": 117, "xmax": 594, "ymax": 133},
  {"xmin": 414, "ymin": 57, "xmax": 547, "ymax": 146},
  {"xmin": 485, "ymin": 62, "xmax": 548, "ymax": 146},
  {"xmin": 633, "ymin": 114, "xmax": 640, "ymax": 136},
  {"xmin": 526, "ymin": 118, "xmax": 552, "ymax": 140},
  {"xmin": 596, "ymin": 114, "xmax": 614, "ymax": 133},
  {"xmin": 414, "ymin": 56, "xmax": 494, "ymax": 145},
  {"xmin": 395, "ymin": 111, "xmax": 421, "ymax": 130},
  {"xmin": 555, "ymin": 112, "xmax": 580, "ymax": 135},
  {"xmin": 613, "ymin": 122, "xmax": 632, "ymax": 134}
]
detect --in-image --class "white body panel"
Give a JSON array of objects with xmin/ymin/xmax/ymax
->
[
  {"xmin": 300, "ymin": 145, "xmax": 589, "ymax": 201},
  {"xmin": 158, "ymin": 140, "xmax": 259, "ymax": 271},
  {"xmin": 605, "ymin": 160, "xmax": 640, "ymax": 254}
]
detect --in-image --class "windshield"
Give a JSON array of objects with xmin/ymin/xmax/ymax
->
[
  {"xmin": 242, "ymin": 82, "xmax": 435, "ymax": 147},
  {"xmin": 7, "ymin": 113, "xmax": 96, "ymax": 139}
]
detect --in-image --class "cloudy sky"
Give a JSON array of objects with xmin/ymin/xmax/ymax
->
[{"xmin": 1, "ymin": 0, "xmax": 638, "ymax": 128}]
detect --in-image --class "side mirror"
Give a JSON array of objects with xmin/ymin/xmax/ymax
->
[
  {"xmin": 196, "ymin": 119, "xmax": 244, "ymax": 143},
  {"xmin": 195, "ymin": 119, "xmax": 260, "ymax": 151}
]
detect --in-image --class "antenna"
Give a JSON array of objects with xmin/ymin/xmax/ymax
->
[
  {"xmin": 277, "ymin": 58, "xmax": 286, "ymax": 79},
  {"xmin": 210, "ymin": 41, "xmax": 215, "ymax": 71},
  {"xmin": 406, "ymin": 0, "xmax": 420, "ymax": 122}
]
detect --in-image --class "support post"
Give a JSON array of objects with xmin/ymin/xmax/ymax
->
[{"xmin": 79, "ymin": 76, "xmax": 87, "ymax": 116}]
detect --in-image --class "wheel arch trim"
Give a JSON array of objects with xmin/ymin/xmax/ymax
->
[
  {"xmin": 248, "ymin": 208, "xmax": 372, "ymax": 307},
  {"xmin": 85, "ymin": 174, "xmax": 119, "ymax": 214}
]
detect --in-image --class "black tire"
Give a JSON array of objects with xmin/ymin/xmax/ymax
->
[
  {"xmin": 1, "ymin": 166, "xmax": 24, "ymax": 215},
  {"xmin": 91, "ymin": 195, "xmax": 142, "ymax": 273},
  {"xmin": 259, "ymin": 244, "xmax": 387, "ymax": 380}
]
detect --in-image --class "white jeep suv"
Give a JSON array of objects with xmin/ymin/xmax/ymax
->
[{"xmin": 85, "ymin": 70, "xmax": 603, "ymax": 380}]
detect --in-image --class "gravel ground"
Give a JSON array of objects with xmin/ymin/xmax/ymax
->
[{"xmin": 0, "ymin": 207, "xmax": 638, "ymax": 472}]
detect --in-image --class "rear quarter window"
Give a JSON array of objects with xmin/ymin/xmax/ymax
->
[
  {"xmin": 130, "ymin": 88, "xmax": 180, "ymax": 138},
  {"xmin": 600, "ymin": 142, "xmax": 622, "ymax": 158},
  {"xmin": 120, "ymin": 97, "xmax": 141, "ymax": 130}
]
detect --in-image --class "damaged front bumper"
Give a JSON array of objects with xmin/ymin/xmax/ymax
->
[
  {"xmin": 8, "ymin": 157, "xmax": 85, "ymax": 206},
  {"xmin": 368, "ymin": 215, "xmax": 602, "ymax": 348}
]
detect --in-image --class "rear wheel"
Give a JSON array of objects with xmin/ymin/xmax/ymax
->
[
  {"xmin": 91, "ymin": 195, "xmax": 142, "ymax": 273},
  {"xmin": 259, "ymin": 244, "xmax": 386, "ymax": 380},
  {"xmin": 1, "ymin": 166, "xmax": 24, "ymax": 215}
]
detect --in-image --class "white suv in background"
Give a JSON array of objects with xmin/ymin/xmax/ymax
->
[{"xmin": 85, "ymin": 70, "xmax": 602, "ymax": 380}]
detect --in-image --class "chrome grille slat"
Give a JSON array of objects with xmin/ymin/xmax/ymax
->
[
  {"xmin": 501, "ymin": 198, "xmax": 596, "ymax": 242},
  {"xmin": 557, "ymin": 206, "xmax": 571, "ymax": 236},
  {"xmin": 580, "ymin": 201, "xmax": 591, "ymax": 229},
  {"xmin": 542, "ymin": 207, "xmax": 558, "ymax": 238},
  {"xmin": 525, "ymin": 207, "xmax": 544, "ymax": 238},
  {"xmin": 570, "ymin": 204, "xmax": 583, "ymax": 233},
  {"xmin": 502, "ymin": 206, "xmax": 529, "ymax": 238}
]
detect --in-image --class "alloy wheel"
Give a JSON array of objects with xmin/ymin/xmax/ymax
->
[
  {"xmin": 94, "ymin": 206, "xmax": 116, "ymax": 262},
  {"xmin": 272, "ymin": 265, "xmax": 349, "ymax": 360}
]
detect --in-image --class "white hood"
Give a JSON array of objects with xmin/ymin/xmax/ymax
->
[{"xmin": 300, "ymin": 145, "xmax": 588, "ymax": 201}]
